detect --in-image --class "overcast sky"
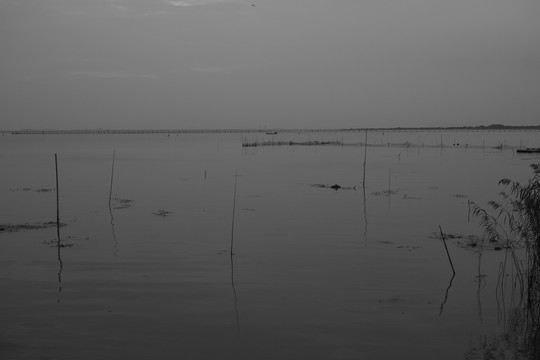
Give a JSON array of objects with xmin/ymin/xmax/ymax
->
[{"xmin": 1, "ymin": 0, "xmax": 539, "ymax": 130}]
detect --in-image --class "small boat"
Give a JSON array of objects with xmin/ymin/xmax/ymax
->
[{"xmin": 516, "ymin": 148, "xmax": 540, "ymax": 153}]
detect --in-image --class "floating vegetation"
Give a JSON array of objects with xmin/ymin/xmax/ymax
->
[
  {"xmin": 43, "ymin": 238, "xmax": 75, "ymax": 248},
  {"xmin": 430, "ymin": 232, "xmax": 506, "ymax": 251},
  {"xmin": 379, "ymin": 240, "xmax": 420, "ymax": 251},
  {"xmin": 311, "ymin": 183, "xmax": 356, "ymax": 191},
  {"xmin": 0, "ymin": 222, "xmax": 66, "ymax": 233},
  {"xmin": 377, "ymin": 297, "xmax": 406, "ymax": 304},
  {"xmin": 242, "ymin": 138, "xmax": 343, "ymax": 147},
  {"xmin": 402, "ymin": 194, "xmax": 421, "ymax": 200},
  {"xmin": 110, "ymin": 197, "xmax": 134, "ymax": 210},
  {"xmin": 153, "ymin": 209, "xmax": 173, "ymax": 217},
  {"xmin": 11, "ymin": 187, "xmax": 54, "ymax": 192},
  {"xmin": 371, "ymin": 189, "xmax": 399, "ymax": 196},
  {"xmin": 453, "ymin": 193, "xmax": 468, "ymax": 198},
  {"xmin": 397, "ymin": 245, "xmax": 420, "ymax": 252}
]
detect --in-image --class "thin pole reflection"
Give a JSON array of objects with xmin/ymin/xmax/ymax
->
[
  {"xmin": 109, "ymin": 203, "xmax": 119, "ymax": 258},
  {"xmin": 230, "ymin": 170, "xmax": 240, "ymax": 330},
  {"xmin": 439, "ymin": 273, "xmax": 455, "ymax": 316},
  {"xmin": 108, "ymin": 150, "xmax": 119, "ymax": 257},
  {"xmin": 56, "ymin": 222, "xmax": 63, "ymax": 303},
  {"xmin": 55, "ymin": 153, "xmax": 63, "ymax": 303},
  {"xmin": 388, "ymin": 168, "xmax": 391, "ymax": 209},
  {"xmin": 230, "ymin": 252, "xmax": 240, "ymax": 330},
  {"xmin": 362, "ymin": 185, "xmax": 368, "ymax": 245}
]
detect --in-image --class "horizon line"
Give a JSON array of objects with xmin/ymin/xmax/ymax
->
[{"xmin": 2, "ymin": 124, "xmax": 540, "ymax": 135}]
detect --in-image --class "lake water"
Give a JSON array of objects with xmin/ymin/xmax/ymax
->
[{"xmin": 1, "ymin": 130, "xmax": 539, "ymax": 359}]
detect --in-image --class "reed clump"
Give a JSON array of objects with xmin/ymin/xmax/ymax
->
[
  {"xmin": 469, "ymin": 163, "xmax": 540, "ymax": 359},
  {"xmin": 471, "ymin": 163, "xmax": 540, "ymax": 254}
]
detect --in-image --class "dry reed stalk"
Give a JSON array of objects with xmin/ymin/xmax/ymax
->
[
  {"xmin": 362, "ymin": 130, "xmax": 368, "ymax": 188},
  {"xmin": 54, "ymin": 153, "xmax": 63, "ymax": 302},
  {"xmin": 108, "ymin": 149, "xmax": 116, "ymax": 206},
  {"xmin": 55, "ymin": 153, "xmax": 59, "ymax": 226},
  {"xmin": 230, "ymin": 170, "xmax": 238, "ymax": 256}
]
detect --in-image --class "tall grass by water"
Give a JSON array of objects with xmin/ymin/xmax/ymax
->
[{"xmin": 470, "ymin": 164, "xmax": 540, "ymax": 359}]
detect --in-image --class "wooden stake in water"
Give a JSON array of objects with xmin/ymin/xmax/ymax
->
[
  {"xmin": 55, "ymin": 153, "xmax": 59, "ymax": 226},
  {"xmin": 439, "ymin": 226, "xmax": 456, "ymax": 275},
  {"xmin": 54, "ymin": 153, "xmax": 63, "ymax": 302},
  {"xmin": 230, "ymin": 170, "xmax": 238, "ymax": 256},
  {"xmin": 362, "ymin": 130, "xmax": 368, "ymax": 188},
  {"xmin": 108, "ymin": 149, "xmax": 116, "ymax": 207}
]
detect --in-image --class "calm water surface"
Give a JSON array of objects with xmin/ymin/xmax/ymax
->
[{"xmin": 0, "ymin": 131, "xmax": 539, "ymax": 359}]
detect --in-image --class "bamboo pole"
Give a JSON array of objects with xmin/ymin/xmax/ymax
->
[
  {"xmin": 55, "ymin": 154, "xmax": 59, "ymax": 226},
  {"xmin": 362, "ymin": 130, "xmax": 368, "ymax": 188},
  {"xmin": 108, "ymin": 149, "xmax": 116, "ymax": 206},
  {"xmin": 230, "ymin": 170, "xmax": 238, "ymax": 256},
  {"xmin": 439, "ymin": 226, "xmax": 456, "ymax": 275}
]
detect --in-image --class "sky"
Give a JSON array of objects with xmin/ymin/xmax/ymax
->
[{"xmin": 1, "ymin": 0, "xmax": 539, "ymax": 130}]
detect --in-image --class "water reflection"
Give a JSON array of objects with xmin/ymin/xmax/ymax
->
[
  {"xmin": 230, "ymin": 252, "xmax": 240, "ymax": 330},
  {"xmin": 55, "ymin": 153, "xmax": 63, "ymax": 303},
  {"xmin": 438, "ymin": 274, "xmax": 454, "ymax": 316},
  {"xmin": 109, "ymin": 204, "xmax": 119, "ymax": 258},
  {"xmin": 468, "ymin": 250, "xmax": 540, "ymax": 359},
  {"xmin": 362, "ymin": 186, "xmax": 368, "ymax": 245},
  {"xmin": 230, "ymin": 171, "xmax": 240, "ymax": 330},
  {"xmin": 56, "ymin": 222, "xmax": 63, "ymax": 304}
]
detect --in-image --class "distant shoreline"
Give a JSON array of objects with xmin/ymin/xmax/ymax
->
[{"xmin": 2, "ymin": 124, "xmax": 540, "ymax": 135}]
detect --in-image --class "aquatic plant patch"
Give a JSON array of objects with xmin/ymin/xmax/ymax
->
[{"xmin": 0, "ymin": 222, "xmax": 66, "ymax": 233}]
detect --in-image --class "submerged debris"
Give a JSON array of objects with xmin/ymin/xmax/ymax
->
[{"xmin": 0, "ymin": 222, "xmax": 66, "ymax": 233}]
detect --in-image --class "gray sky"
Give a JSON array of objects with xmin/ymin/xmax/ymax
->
[{"xmin": 1, "ymin": 0, "xmax": 539, "ymax": 130}]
